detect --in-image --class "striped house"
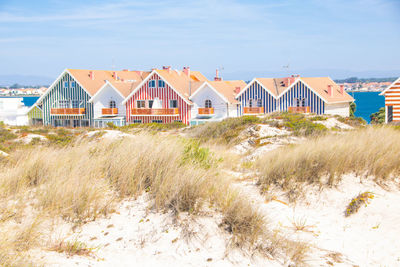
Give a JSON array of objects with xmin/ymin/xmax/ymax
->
[
  {"xmin": 236, "ymin": 76, "xmax": 354, "ymax": 116},
  {"xmin": 380, "ymin": 77, "xmax": 400, "ymax": 123},
  {"xmin": 26, "ymin": 104, "xmax": 43, "ymax": 125},
  {"xmin": 35, "ymin": 69, "xmax": 150, "ymax": 127},
  {"xmin": 123, "ymin": 67, "xmax": 208, "ymax": 125}
]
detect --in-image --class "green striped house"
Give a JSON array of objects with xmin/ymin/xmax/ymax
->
[
  {"xmin": 36, "ymin": 69, "xmax": 94, "ymax": 127},
  {"xmin": 27, "ymin": 105, "xmax": 43, "ymax": 125}
]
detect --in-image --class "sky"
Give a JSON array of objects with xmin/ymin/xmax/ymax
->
[{"xmin": 0, "ymin": 0, "xmax": 399, "ymax": 83}]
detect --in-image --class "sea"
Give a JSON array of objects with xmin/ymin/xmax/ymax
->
[
  {"xmin": 350, "ymin": 92, "xmax": 385, "ymax": 123},
  {"xmin": 0, "ymin": 94, "xmax": 384, "ymax": 124}
]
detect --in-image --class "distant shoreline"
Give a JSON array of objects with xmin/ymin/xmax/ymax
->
[{"xmin": 0, "ymin": 95, "xmax": 41, "ymax": 97}]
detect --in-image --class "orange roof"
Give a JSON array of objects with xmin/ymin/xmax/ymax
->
[
  {"xmin": 208, "ymin": 80, "xmax": 247, "ymax": 104},
  {"xmin": 67, "ymin": 69, "xmax": 151, "ymax": 97},
  {"xmin": 254, "ymin": 77, "xmax": 354, "ymax": 103},
  {"xmin": 154, "ymin": 69, "xmax": 208, "ymax": 102}
]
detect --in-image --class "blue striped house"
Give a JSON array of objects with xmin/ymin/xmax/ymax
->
[{"xmin": 236, "ymin": 76, "xmax": 354, "ymax": 117}]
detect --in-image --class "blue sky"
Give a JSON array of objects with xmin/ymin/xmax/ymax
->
[{"xmin": 0, "ymin": 0, "xmax": 399, "ymax": 81}]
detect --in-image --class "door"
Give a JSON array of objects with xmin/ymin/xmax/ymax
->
[{"xmin": 388, "ymin": 106, "xmax": 393, "ymax": 123}]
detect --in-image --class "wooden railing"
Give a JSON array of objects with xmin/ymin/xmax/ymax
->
[
  {"xmin": 198, "ymin": 108, "xmax": 214, "ymax": 115},
  {"xmin": 50, "ymin": 108, "xmax": 85, "ymax": 115},
  {"xmin": 243, "ymin": 107, "xmax": 264, "ymax": 114},
  {"xmin": 131, "ymin": 108, "xmax": 179, "ymax": 115},
  {"xmin": 102, "ymin": 108, "xmax": 118, "ymax": 115},
  {"xmin": 288, "ymin": 106, "xmax": 311, "ymax": 113}
]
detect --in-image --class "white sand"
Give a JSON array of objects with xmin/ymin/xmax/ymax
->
[
  {"xmin": 16, "ymin": 133, "xmax": 47, "ymax": 144},
  {"xmin": 314, "ymin": 118, "xmax": 353, "ymax": 130},
  {"xmin": 36, "ymin": 195, "xmax": 282, "ymax": 267},
  {"xmin": 238, "ymin": 174, "xmax": 400, "ymax": 266}
]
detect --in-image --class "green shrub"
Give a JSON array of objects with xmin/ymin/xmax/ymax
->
[
  {"xmin": 370, "ymin": 107, "xmax": 385, "ymax": 124},
  {"xmin": 190, "ymin": 116, "xmax": 261, "ymax": 144}
]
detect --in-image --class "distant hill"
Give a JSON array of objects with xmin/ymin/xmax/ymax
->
[
  {"xmin": 0, "ymin": 74, "xmax": 52, "ymax": 87},
  {"xmin": 334, "ymin": 77, "xmax": 397, "ymax": 83}
]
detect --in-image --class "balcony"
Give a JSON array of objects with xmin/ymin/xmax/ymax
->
[
  {"xmin": 50, "ymin": 108, "xmax": 85, "ymax": 115},
  {"xmin": 102, "ymin": 108, "xmax": 118, "ymax": 116},
  {"xmin": 131, "ymin": 108, "xmax": 179, "ymax": 116},
  {"xmin": 288, "ymin": 106, "xmax": 311, "ymax": 113},
  {"xmin": 243, "ymin": 107, "xmax": 264, "ymax": 114},
  {"xmin": 198, "ymin": 108, "xmax": 214, "ymax": 115}
]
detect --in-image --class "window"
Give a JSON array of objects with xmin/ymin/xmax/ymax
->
[
  {"xmin": 59, "ymin": 100, "xmax": 69, "ymax": 108},
  {"xmin": 249, "ymin": 99, "xmax": 254, "ymax": 107},
  {"xmin": 149, "ymin": 80, "xmax": 156, "ymax": 88},
  {"xmin": 148, "ymin": 100, "xmax": 154, "ymax": 108},
  {"xmin": 73, "ymin": 120, "xmax": 80, "ymax": 128},
  {"xmin": 133, "ymin": 120, "xmax": 142, "ymax": 123},
  {"xmin": 205, "ymin": 99, "xmax": 212, "ymax": 108},
  {"xmin": 109, "ymin": 100, "xmax": 116, "ymax": 109},
  {"xmin": 64, "ymin": 120, "xmax": 71, "ymax": 127},
  {"xmin": 301, "ymin": 98, "xmax": 306, "ymax": 107},
  {"xmin": 152, "ymin": 120, "xmax": 163, "ymax": 123},
  {"xmin": 257, "ymin": 99, "xmax": 262, "ymax": 107},
  {"xmin": 169, "ymin": 100, "xmax": 178, "ymax": 108},
  {"xmin": 174, "ymin": 120, "xmax": 182, "ymax": 123},
  {"xmin": 294, "ymin": 98, "xmax": 300, "ymax": 107},
  {"xmin": 158, "ymin": 80, "xmax": 165, "ymax": 88},
  {"xmin": 70, "ymin": 81, "xmax": 76, "ymax": 88},
  {"xmin": 137, "ymin": 100, "xmax": 146, "ymax": 108},
  {"xmin": 72, "ymin": 100, "xmax": 80, "ymax": 108},
  {"xmin": 63, "ymin": 81, "xmax": 69, "ymax": 89}
]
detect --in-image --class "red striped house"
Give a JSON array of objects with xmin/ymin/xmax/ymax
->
[
  {"xmin": 380, "ymin": 77, "xmax": 400, "ymax": 123},
  {"xmin": 123, "ymin": 67, "xmax": 208, "ymax": 125}
]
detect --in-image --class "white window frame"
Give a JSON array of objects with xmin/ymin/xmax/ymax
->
[
  {"xmin": 63, "ymin": 81, "xmax": 69, "ymax": 89},
  {"xmin": 109, "ymin": 100, "xmax": 116, "ymax": 109},
  {"xmin": 136, "ymin": 100, "xmax": 146, "ymax": 108},
  {"xmin": 169, "ymin": 99, "xmax": 178, "ymax": 108},
  {"xmin": 70, "ymin": 81, "xmax": 76, "ymax": 88},
  {"xmin": 205, "ymin": 99, "xmax": 212, "ymax": 108},
  {"xmin": 158, "ymin": 80, "xmax": 165, "ymax": 88},
  {"xmin": 149, "ymin": 80, "xmax": 156, "ymax": 88}
]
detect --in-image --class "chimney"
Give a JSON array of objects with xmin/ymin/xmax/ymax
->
[
  {"xmin": 122, "ymin": 69, "xmax": 129, "ymax": 71},
  {"xmin": 89, "ymin": 71, "xmax": 94, "ymax": 80},
  {"xmin": 340, "ymin": 84, "xmax": 344, "ymax": 94},
  {"xmin": 234, "ymin": 86, "xmax": 241, "ymax": 94},
  {"xmin": 214, "ymin": 69, "xmax": 222, "ymax": 81},
  {"xmin": 113, "ymin": 71, "xmax": 117, "ymax": 80},
  {"xmin": 327, "ymin": 85, "xmax": 333, "ymax": 97},
  {"xmin": 162, "ymin": 66, "xmax": 171, "ymax": 73},
  {"xmin": 183, "ymin": 66, "xmax": 190, "ymax": 77}
]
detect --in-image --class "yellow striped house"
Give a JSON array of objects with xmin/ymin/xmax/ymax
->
[
  {"xmin": 380, "ymin": 77, "xmax": 400, "ymax": 123},
  {"xmin": 27, "ymin": 104, "xmax": 43, "ymax": 125}
]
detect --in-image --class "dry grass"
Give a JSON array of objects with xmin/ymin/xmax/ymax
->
[
  {"xmin": 50, "ymin": 239, "xmax": 96, "ymax": 257},
  {"xmin": 0, "ymin": 132, "xmax": 309, "ymax": 265},
  {"xmin": 256, "ymin": 127, "xmax": 400, "ymax": 200}
]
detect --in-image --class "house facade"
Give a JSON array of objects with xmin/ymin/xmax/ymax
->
[
  {"xmin": 380, "ymin": 77, "xmax": 400, "ymax": 123},
  {"xmin": 123, "ymin": 67, "xmax": 208, "ymax": 125},
  {"xmin": 189, "ymin": 80, "xmax": 245, "ymax": 125},
  {"xmin": 236, "ymin": 76, "xmax": 354, "ymax": 117},
  {"xmin": 35, "ymin": 69, "xmax": 150, "ymax": 127},
  {"xmin": 27, "ymin": 104, "xmax": 43, "ymax": 125}
]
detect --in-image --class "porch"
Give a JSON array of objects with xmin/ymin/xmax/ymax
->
[
  {"xmin": 131, "ymin": 108, "xmax": 179, "ymax": 116},
  {"xmin": 243, "ymin": 107, "xmax": 264, "ymax": 115}
]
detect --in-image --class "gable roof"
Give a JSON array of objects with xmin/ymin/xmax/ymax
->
[
  {"xmin": 380, "ymin": 77, "xmax": 400, "ymax": 95},
  {"xmin": 67, "ymin": 69, "xmax": 151, "ymax": 98},
  {"xmin": 237, "ymin": 76, "xmax": 354, "ymax": 104},
  {"xmin": 208, "ymin": 80, "xmax": 246, "ymax": 104},
  {"xmin": 189, "ymin": 80, "xmax": 246, "ymax": 105},
  {"xmin": 122, "ymin": 68, "xmax": 209, "ymax": 105}
]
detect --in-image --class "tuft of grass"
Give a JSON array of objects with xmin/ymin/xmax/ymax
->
[
  {"xmin": 50, "ymin": 239, "xmax": 95, "ymax": 256},
  {"xmin": 345, "ymin": 191, "xmax": 374, "ymax": 217},
  {"xmin": 256, "ymin": 127, "xmax": 400, "ymax": 201},
  {"xmin": 189, "ymin": 116, "xmax": 261, "ymax": 144}
]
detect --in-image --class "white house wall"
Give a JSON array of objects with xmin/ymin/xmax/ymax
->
[
  {"xmin": 93, "ymin": 84, "xmax": 125, "ymax": 118},
  {"xmin": 190, "ymin": 85, "xmax": 230, "ymax": 119},
  {"xmin": 324, "ymin": 102, "xmax": 350, "ymax": 117}
]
